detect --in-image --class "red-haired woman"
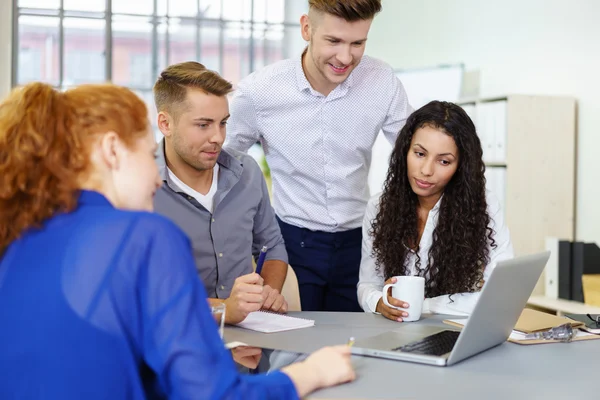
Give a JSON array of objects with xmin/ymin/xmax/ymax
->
[{"xmin": 0, "ymin": 83, "xmax": 353, "ymax": 400}]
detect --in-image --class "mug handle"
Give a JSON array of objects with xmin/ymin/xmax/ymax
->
[{"xmin": 382, "ymin": 283, "xmax": 397, "ymax": 309}]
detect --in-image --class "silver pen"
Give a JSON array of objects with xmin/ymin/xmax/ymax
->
[{"xmin": 524, "ymin": 323, "xmax": 576, "ymax": 342}]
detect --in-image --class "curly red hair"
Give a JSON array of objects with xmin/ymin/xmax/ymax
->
[{"xmin": 0, "ymin": 83, "xmax": 149, "ymax": 256}]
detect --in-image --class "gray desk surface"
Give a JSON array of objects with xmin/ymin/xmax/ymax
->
[{"xmin": 225, "ymin": 311, "xmax": 599, "ymax": 399}]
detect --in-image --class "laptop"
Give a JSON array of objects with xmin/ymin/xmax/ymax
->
[{"xmin": 351, "ymin": 251, "xmax": 550, "ymax": 366}]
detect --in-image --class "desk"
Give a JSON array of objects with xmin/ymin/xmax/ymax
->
[{"xmin": 225, "ymin": 312, "xmax": 599, "ymax": 399}]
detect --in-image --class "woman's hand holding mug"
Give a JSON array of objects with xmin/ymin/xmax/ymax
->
[{"xmin": 376, "ymin": 276, "xmax": 425, "ymax": 322}]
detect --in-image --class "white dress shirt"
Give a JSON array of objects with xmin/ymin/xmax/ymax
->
[
  {"xmin": 358, "ymin": 190, "xmax": 514, "ymax": 316},
  {"xmin": 226, "ymin": 52, "xmax": 413, "ymax": 232}
]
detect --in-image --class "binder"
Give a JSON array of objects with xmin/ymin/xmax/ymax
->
[
  {"xmin": 494, "ymin": 100, "xmax": 508, "ymax": 164},
  {"xmin": 582, "ymin": 243, "xmax": 600, "ymax": 275},
  {"xmin": 554, "ymin": 241, "xmax": 600, "ymax": 302},
  {"xmin": 571, "ymin": 242, "xmax": 586, "ymax": 302},
  {"xmin": 544, "ymin": 237, "xmax": 559, "ymax": 299},
  {"xmin": 558, "ymin": 240, "xmax": 572, "ymax": 300},
  {"xmin": 485, "ymin": 103, "xmax": 496, "ymax": 163},
  {"xmin": 475, "ymin": 102, "xmax": 494, "ymax": 163},
  {"xmin": 484, "ymin": 167, "xmax": 495, "ymax": 197},
  {"xmin": 574, "ymin": 242, "xmax": 600, "ymax": 302},
  {"xmin": 485, "ymin": 167, "xmax": 506, "ymax": 211},
  {"xmin": 495, "ymin": 167, "xmax": 506, "ymax": 211}
]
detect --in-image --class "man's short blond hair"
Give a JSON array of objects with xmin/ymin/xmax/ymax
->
[
  {"xmin": 308, "ymin": 0, "xmax": 382, "ymax": 21},
  {"xmin": 153, "ymin": 61, "xmax": 233, "ymax": 118}
]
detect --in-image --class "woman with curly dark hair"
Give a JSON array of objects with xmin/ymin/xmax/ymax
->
[{"xmin": 357, "ymin": 101, "xmax": 513, "ymax": 322}]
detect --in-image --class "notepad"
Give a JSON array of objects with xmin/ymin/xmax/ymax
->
[{"xmin": 235, "ymin": 311, "xmax": 315, "ymax": 333}]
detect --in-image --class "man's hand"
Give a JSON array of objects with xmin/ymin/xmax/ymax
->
[
  {"xmin": 224, "ymin": 273, "xmax": 264, "ymax": 324},
  {"xmin": 261, "ymin": 285, "xmax": 288, "ymax": 313},
  {"xmin": 231, "ymin": 346, "xmax": 263, "ymax": 369}
]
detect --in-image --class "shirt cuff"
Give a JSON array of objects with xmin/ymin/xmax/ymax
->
[
  {"xmin": 367, "ymin": 292, "xmax": 383, "ymax": 314},
  {"xmin": 422, "ymin": 298, "xmax": 431, "ymax": 314},
  {"xmin": 264, "ymin": 243, "xmax": 288, "ymax": 264}
]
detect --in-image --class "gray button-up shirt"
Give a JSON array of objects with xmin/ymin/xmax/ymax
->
[{"xmin": 154, "ymin": 141, "xmax": 288, "ymax": 299}]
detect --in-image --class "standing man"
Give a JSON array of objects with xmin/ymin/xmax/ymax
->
[
  {"xmin": 153, "ymin": 62, "xmax": 288, "ymax": 324},
  {"xmin": 226, "ymin": 0, "xmax": 413, "ymax": 311}
]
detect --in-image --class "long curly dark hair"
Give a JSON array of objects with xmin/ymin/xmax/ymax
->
[{"xmin": 371, "ymin": 100, "xmax": 496, "ymax": 298}]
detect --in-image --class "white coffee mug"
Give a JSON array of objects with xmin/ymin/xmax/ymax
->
[{"xmin": 382, "ymin": 276, "xmax": 425, "ymax": 322}]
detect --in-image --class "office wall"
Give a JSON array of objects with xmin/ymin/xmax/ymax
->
[
  {"xmin": 368, "ymin": 0, "xmax": 600, "ymax": 245},
  {"xmin": 0, "ymin": 0, "xmax": 12, "ymax": 98}
]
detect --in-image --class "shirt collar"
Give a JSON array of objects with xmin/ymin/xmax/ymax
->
[
  {"xmin": 78, "ymin": 190, "xmax": 114, "ymax": 208},
  {"xmin": 156, "ymin": 138, "xmax": 169, "ymax": 181},
  {"xmin": 430, "ymin": 194, "xmax": 444, "ymax": 214},
  {"xmin": 155, "ymin": 139, "xmax": 244, "ymax": 187},
  {"xmin": 294, "ymin": 48, "xmax": 356, "ymax": 94},
  {"xmin": 294, "ymin": 48, "xmax": 312, "ymax": 92}
]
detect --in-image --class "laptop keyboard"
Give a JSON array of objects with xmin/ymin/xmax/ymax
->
[{"xmin": 392, "ymin": 330, "xmax": 460, "ymax": 356}]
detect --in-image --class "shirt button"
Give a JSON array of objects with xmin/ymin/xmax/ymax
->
[
  {"xmin": 212, "ymin": 218, "xmax": 215, "ymax": 222},
  {"xmin": 219, "ymin": 253, "xmax": 223, "ymax": 257},
  {"xmin": 220, "ymin": 285, "xmax": 225, "ymax": 290},
  {"xmin": 187, "ymin": 195, "xmax": 192, "ymax": 200}
]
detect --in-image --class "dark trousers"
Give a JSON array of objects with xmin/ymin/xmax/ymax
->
[{"xmin": 277, "ymin": 217, "xmax": 362, "ymax": 312}]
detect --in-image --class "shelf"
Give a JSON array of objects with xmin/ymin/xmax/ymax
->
[
  {"xmin": 457, "ymin": 95, "xmax": 509, "ymax": 105},
  {"xmin": 485, "ymin": 162, "xmax": 507, "ymax": 168},
  {"xmin": 527, "ymin": 295, "xmax": 600, "ymax": 316}
]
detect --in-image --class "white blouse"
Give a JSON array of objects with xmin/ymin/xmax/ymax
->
[{"xmin": 357, "ymin": 190, "xmax": 514, "ymax": 316}]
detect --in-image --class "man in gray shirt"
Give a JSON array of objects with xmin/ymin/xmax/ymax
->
[{"xmin": 152, "ymin": 61, "xmax": 288, "ymax": 324}]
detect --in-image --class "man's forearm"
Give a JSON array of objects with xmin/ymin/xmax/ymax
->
[
  {"xmin": 208, "ymin": 298, "xmax": 225, "ymax": 307},
  {"xmin": 210, "ymin": 297, "xmax": 242, "ymax": 324},
  {"xmin": 207, "ymin": 298, "xmax": 233, "ymax": 324},
  {"xmin": 260, "ymin": 259, "xmax": 287, "ymax": 292}
]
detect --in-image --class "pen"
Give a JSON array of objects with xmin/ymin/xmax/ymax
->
[
  {"xmin": 347, "ymin": 337, "xmax": 355, "ymax": 347},
  {"xmin": 255, "ymin": 246, "xmax": 268, "ymax": 275}
]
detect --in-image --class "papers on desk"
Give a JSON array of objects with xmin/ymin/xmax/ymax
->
[
  {"xmin": 508, "ymin": 330, "xmax": 596, "ymax": 341},
  {"xmin": 563, "ymin": 313, "xmax": 600, "ymax": 334},
  {"xmin": 444, "ymin": 316, "xmax": 600, "ymax": 345},
  {"xmin": 235, "ymin": 311, "xmax": 315, "ymax": 333},
  {"xmin": 225, "ymin": 341, "xmax": 249, "ymax": 349},
  {"xmin": 512, "ymin": 308, "xmax": 583, "ymax": 333}
]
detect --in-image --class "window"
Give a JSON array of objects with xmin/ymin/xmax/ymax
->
[
  {"xmin": 129, "ymin": 53, "xmax": 153, "ymax": 87},
  {"xmin": 14, "ymin": 0, "xmax": 306, "ymax": 133},
  {"xmin": 18, "ymin": 47, "xmax": 42, "ymax": 84},
  {"xmin": 64, "ymin": 51, "xmax": 105, "ymax": 85}
]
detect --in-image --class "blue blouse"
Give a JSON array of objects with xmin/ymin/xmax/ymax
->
[{"xmin": 0, "ymin": 191, "xmax": 298, "ymax": 400}]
